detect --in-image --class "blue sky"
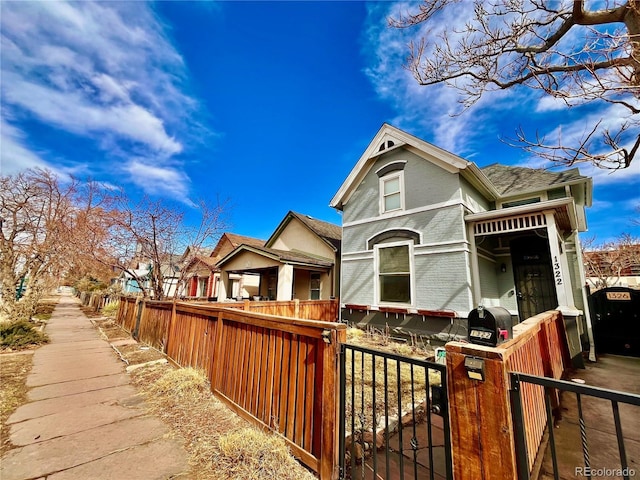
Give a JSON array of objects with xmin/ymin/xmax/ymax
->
[{"xmin": 2, "ymin": 1, "xmax": 638, "ymax": 245}]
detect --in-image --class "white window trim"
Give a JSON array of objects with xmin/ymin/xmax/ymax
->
[
  {"xmin": 379, "ymin": 171, "xmax": 405, "ymax": 215},
  {"xmin": 310, "ymin": 272, "xmax": 321, "ymax": 300},
  {"xmin": 373, "ymin": 239, "xmax": 415, "ymax": 308}
]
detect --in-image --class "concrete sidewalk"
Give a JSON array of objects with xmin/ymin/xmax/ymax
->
[
  {"xmin": 540, "ymin": 354, "xmax": 640, "ymax": 479},
  {"xmin": 1, "ymin": 294, "xmax": 190, "ymax": 480}
]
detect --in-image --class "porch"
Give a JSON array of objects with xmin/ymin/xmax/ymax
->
[
  {"xmin": 466, "ymin": 198, "xmax": 596, "ymax": 364},
  {"xmin": 216, "ymin": 244, "xmax": 336, "ymax": 302}
]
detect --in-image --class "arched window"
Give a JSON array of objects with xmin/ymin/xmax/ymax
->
[{"xmin": 375, "ymin": 161, "xmax": 407, "ymax": 214}]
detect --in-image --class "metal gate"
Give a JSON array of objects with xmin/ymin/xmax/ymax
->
[
  {"xmin": 510, "ymin": 372, "xmax": 640, "ymax": 480},
  {"xmin": 339, "ymin": 343, "xmax": 452, "ymax": 480}
]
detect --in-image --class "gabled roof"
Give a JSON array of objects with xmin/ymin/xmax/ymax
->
[
  {"xmin": 330, "ymin": 123, "xmax": 495, "ymax": 210},
  {"xmin": 481, "ymin": 164, "xmax": 589, "ymax": 197},
  {"xmin": 178, "ymin": 255, "xmax": 218, "ymax": 276},
  {"xmin": 180, "ymin": 245, "xmax": 214, "ymax": 264},
  {"xmin": 217, "ymin": 244, "xmax": 334, "ymax": 270},
  {"xmin": 266, "ymin": 211, "xmax": 341, "ymax": 252},
  {"xmin": 224, "ymin": 233, "xmax": 266, "ymax": 249},
  {"xmin": 330, "ymin": 123, "xmax": 593, "ymax": 210},
  {"xmin": 210, "ymin": 232, "xmax": 266, "ymax": 261}
]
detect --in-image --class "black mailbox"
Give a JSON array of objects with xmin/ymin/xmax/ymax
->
[{"xmin": 468, "ymin": 306, "xmax": 513, "ymax": 347}]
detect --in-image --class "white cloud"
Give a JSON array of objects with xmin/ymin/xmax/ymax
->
[
  {"xmin": 0, "ymin": 119, "xmax": 48, "ymax": 174},
  {"xmin": 534, "ymin": 104, "xmax": 640, "ymax": 185},
  {"xmin": 362, "ymin": 2, "xmax": 526, "ymax": 156},
  {"xmin": 362, "ymin": 0, "xmax": 640, "ymax": 186},
  {"xmin": 125, "ymin": 160, "xmax": 192, "ymax": 204},
  {"xmin": 0, "ymin": 1, "xmax": 204, "ymax": 200},
  {"xmin": 535, "ymin": 96, "xmax": 568, "ymax": 113}
]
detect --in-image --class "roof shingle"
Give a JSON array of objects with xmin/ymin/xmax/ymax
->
[{"xmin": 481, "ymin": 164, "xmax": 586, "ymax": 196}]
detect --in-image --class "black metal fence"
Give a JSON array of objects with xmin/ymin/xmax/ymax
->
[
  {"xmin": 510, "ymin": 372, "xmax": 640, "ymax": 480},
  {"xmin": 339, "ymin": 343, "xmax": 452, "ymax": 480}
]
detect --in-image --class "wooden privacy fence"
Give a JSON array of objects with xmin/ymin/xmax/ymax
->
[
  {"xmin": 181, "ymin": 298, "xmax": 339, "ymax": 322},
  {"xmin": 78, "ymin": 292, "xmax": 118, "ymax": 312},
  {"xmin": 445, "ymin": 310, "xmax": 570, "ymax": 480},
  {"xmin": 115, "ymin": 297, "xmax": 346, "ymax": 479}
]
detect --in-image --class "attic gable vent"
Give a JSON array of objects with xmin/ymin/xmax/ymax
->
[{"xmin": 378, "ymin": 140, "xmax": 395, "ymax": 151}]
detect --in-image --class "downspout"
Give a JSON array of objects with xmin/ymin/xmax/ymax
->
[{"xmin": 575, "ymin": 234, "xmax": 596, "ymax": 362}]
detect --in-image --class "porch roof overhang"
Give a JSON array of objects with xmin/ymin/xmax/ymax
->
[
  {"xmin": 217, "ymin": 244, "xmax": 334, "ymax": 274},
  {"xmin": 465, "ymin": 198, "xmax": 578, "ymax": 235}
]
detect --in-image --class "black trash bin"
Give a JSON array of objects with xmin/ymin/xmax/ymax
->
[{"xmin": 468, "ymin": 306, "xmax": 513, "ymax": 347}]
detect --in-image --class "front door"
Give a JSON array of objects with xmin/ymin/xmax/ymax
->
[{"xmin": 510, "ymin": 236, "xmax": 558, "ymax": 320}]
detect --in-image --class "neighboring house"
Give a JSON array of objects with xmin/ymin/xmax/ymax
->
[
  {"xmin": 216, "ymin": 211, "xmax": 341, "ymax": 301},
  {"xmin": 180, "ymin": 234, "xmax": 265, "ymax": 300},
  {"xmin": 158, "ymin": 254, "xmax": 181, "ymax": 298},
  {"xmin": 584, "ymin": 245, "xmax": 640, "ymax": 290},
  {"xmin": 116, "ymin": 254, "xmax": 181, "ymax": 298},
  {"xmin": 176, "ymin": 246, "xmax": 214, "ymax": 298},
  {"xmin": 330, "ymin": 124, "xmax": 593, "ymax": 344},
  {"xmin": 116, "ymin": 265, "xmax": 150, "ymax": 294},
  {"xmin": 116, "ymin": 255, "xmax": 153, "ymax": 295}
]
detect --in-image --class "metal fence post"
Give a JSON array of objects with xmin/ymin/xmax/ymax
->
[{"xmin": 509, "ymin": 373, "xmax": 530, "ymax": 480}]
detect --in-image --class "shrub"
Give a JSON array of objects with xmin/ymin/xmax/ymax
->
[
  {"xmin": 102, "ymin": 301, "xmax": 120, "ymax": 318},
  {"xmin": 0, "ymin": 320, "xmax": 49, "ymax": 349}
]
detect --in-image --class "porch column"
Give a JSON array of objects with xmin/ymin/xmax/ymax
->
[
  {"xmin": 277, "ymin": 263, "xmax": 294, "ymax": 301},
  {"xmin": 218, "ymin": 270, "xmax": 230, "ymax": 301},
  {"xmin": 574, "ymin": 233, "xmax": 596, "ymax": 361},
  {"xmin": 544, "ymin": 211, "xmax": 571, "ymax": 307},
  {"xmin": 467, "ymin": 223, "xmax": 482, "ymax": 306}
]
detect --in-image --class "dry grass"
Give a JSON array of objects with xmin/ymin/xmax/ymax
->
[
  {"xmin": 0, "ymin": 353, "xmax": 33, "ymax": 455},
  {"xmin": 343, "ymin": 327, "xmax": 442, "ymax": 434},
  {"xmin": 130, "ymin": 365, "xmax": 316, "ymax": 480},
  {"xmin": 115, "ymin": 343, "xmax": 165, "ymax": 365},
  {"xmin": 92, "ymin": 318, "xmax": 130, "ymax": 341},
  {"xmin": 32, "ymin": 296, "xmax": 59, "ymax": 322}
]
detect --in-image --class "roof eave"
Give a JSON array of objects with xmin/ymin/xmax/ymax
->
[
  {"xmin": 497, "ymin": 177, "xmax": 592, "ymax": 201},
  {"xmin": 466, "ymin": 197, "xmax": 580, "ymax": 232},
  {"xmin": 462, "ymin": 163, "xmax": 501, "ymax": 200}
]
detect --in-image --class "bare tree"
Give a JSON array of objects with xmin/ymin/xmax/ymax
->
[
  {"xmin": 391, "ymin": 0, "xmax": 640, "ymax": 169},
  {"xmin": 99, "ymin": 196, "xmax": 228, "ymax": 301},
  {"xmin": 0, "ymin": 169, "xmax": 76, "ymax": 322},
  {"xmin": 583, "ymin": 233, "xmax": 640, "ymax": 288},
  {"xmin": 1, "ymin": 168, "xmax": 229, "ymax": 321}
]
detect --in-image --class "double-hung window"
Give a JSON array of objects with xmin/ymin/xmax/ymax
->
[
  {"xmin": 310, "ymin": 272, "xmax": 321, "ymax": 300},
  {"xmin": 375, "ymin": 241, "xmax": 413, "ymax": 305},
  {"xmin": 380, "ymin": 171, "xmax": 404, "ymax": 214}
]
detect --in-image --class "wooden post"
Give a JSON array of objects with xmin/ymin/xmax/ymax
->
[
  {"xmin": 294, "ymin": 298, "xmax": 300, "ymax": 318},
  {"xmin": 319, "ymin": 328, "xmax": 346, "ymax": 480},
  {"xmin": 165, "ymin": 300, "xmax": 177, "ymax": 354},
  {"xmin": 445, "ymin": 311, "xmax": 571, "ymax": 480},
  {"xmin": 212, "ymin": 310, "xmax": 226, "ymax": 392},
  {"xmin": 446, "ymin": 343, "xmax": 518, "ymax": 480},
  {"xmin": 116, "ymin": 295, "xmax": 124, "ymax": 326},
  {"xmin": 133, "ymin": 298, "xmax": 145, "ymax": 340}
]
